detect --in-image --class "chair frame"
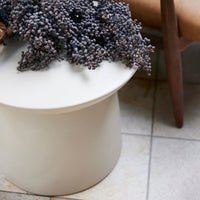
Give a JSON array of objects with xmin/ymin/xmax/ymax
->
[{"xmin": 143, "ymin": 0, "xmax": 193, "ymax": 128}]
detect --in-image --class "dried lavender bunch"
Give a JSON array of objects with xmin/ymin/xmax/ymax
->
[{"xmin": 0, "ymin": 0, "xmax": 154, "ymax": 73}]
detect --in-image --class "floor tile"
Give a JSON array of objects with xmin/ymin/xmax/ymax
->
[
  {"xmin": 0, "ymin": 171, "xmax": 26, "ymax": 194},
  {"xmin": 157, "ymin": 42, "xmax": 200, "ymax": 83},
  {"xmin": 62, "ymin": 135, "xmax": 150, "ymax": 200},
  {"xmin": 0, "ymin": 191, "xmax": 49, "ymax": 200},
  {"xmin": 154, "ymin": 81, "xmax": 200, "ymax": 140},
  {"xmin": 119, "ymin": 79, "xmax": 154, "ymax": 135},
  {"xmin": 149, "ymin": 137, "xmax": 200, "ymax": 200},
  {"xmin": 181, "ymin": 42, "xmax": 200, "ymax": 83}
]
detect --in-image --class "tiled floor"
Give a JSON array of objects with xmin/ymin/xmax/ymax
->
[{"xmin": 1, "ymin": 43, "xmax": 200, "ymax": 200}]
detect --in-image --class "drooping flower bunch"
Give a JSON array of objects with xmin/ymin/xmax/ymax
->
[{"xmin": 0, "ymin": 0, "xmax": 154, "ymax": 73}]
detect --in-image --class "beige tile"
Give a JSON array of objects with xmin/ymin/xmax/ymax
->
[
  {"xmin": 154, "ymin": 81, "xmax": 200, "ymax": 140},
  {"xmin": 119, "ymin": 79, "xmax": 154, "ymax": 135},
  {"xmin": 149, "ymin": 137, "xmax": 200, "ymax": 200},
  {"xmin": 62, "ymin": 135, "xmax": 150, "ymax": 200},
  {"xmin": 0, "ymin": 171, "xmax": 26, "ymax": 194},
  {"xmin": 158, "ymin": 42, "xmax": 200, "ymax": 83},
  {"xmin": 0, "ymin": 191, "xmax": 49, "ymax": 200}
]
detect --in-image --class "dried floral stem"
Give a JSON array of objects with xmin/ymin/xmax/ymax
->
[{"xmin": 0, "ymin": 0, "xmax": 154, "ymax": 73}]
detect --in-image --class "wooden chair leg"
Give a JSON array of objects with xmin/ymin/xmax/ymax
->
[{"xmin": 161, "ymin": 0, "xmax": 183, "ymax": 128}]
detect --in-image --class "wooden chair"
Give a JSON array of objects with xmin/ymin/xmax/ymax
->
[{"xmin": 122, "ymin": 0, "xmax": 199, "ymax": 128}]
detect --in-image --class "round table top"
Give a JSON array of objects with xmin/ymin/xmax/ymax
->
[{"xmin": 0, "ymin": 40, "xmax": 137, "ymax": 110}]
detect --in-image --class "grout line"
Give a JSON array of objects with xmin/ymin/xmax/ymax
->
[
  {"xmin": 133, "ymin": 77, "xmax": 156, "ymax": 82},
  {"xmin": 156, "ymin": 79, "xmax": 200, "ymax": 86},
  {"xmin": 153, "ymin": 135, "xmax": 200, "ymax": 143},
  {"xmin": 0, "ymin": 190, "xmax": 82, "ymax": 200},
  {"xmin": 156, "ymin": 78, "xmax": 200, "ymax": 86},
  {"xmin": 51, "ymin": 197, "xmax": 83, "ymax": 200},
  {"xmin": 0, "ymin": 190, "xmax": 50, "ymax": 199},
  {"xmin": 146, "ymin": 49, "xmax": 159, "ymax": 200},
  {"xmin": 122, "ymin": 132, "xmax": 151, "ymax": 137},
  {"xmin": 0, "ymin": 190, "xmax": 27, "ymax": 195},
  {"xmin": 145, "ymin": 135, "xmax": 153, "ymax": 200},
  {"xmin": 183, "ymin": 81, "xmax": 200, "ymax": 86},
  {"xmin": 59, "ymin": 197, "xmax": 83, "ymax": 200}
]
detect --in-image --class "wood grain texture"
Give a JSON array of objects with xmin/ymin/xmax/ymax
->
[{"xmin": 161, "ymin": 0, "xmax": 183, "ymax": 127}]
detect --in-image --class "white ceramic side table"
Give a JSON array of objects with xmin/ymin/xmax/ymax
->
[{"xmin": 0, "ymin": 41, "xmax": 137, "ymax": 196}]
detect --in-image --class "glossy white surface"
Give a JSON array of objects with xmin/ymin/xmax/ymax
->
[{"xmin": 0, "ymin": 41, "xmax": 136, "ymax": 110}]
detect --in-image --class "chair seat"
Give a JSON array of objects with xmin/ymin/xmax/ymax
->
[{"xmin": 123, "ymin": 0, "xmax": 200, "ymax": 41}]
